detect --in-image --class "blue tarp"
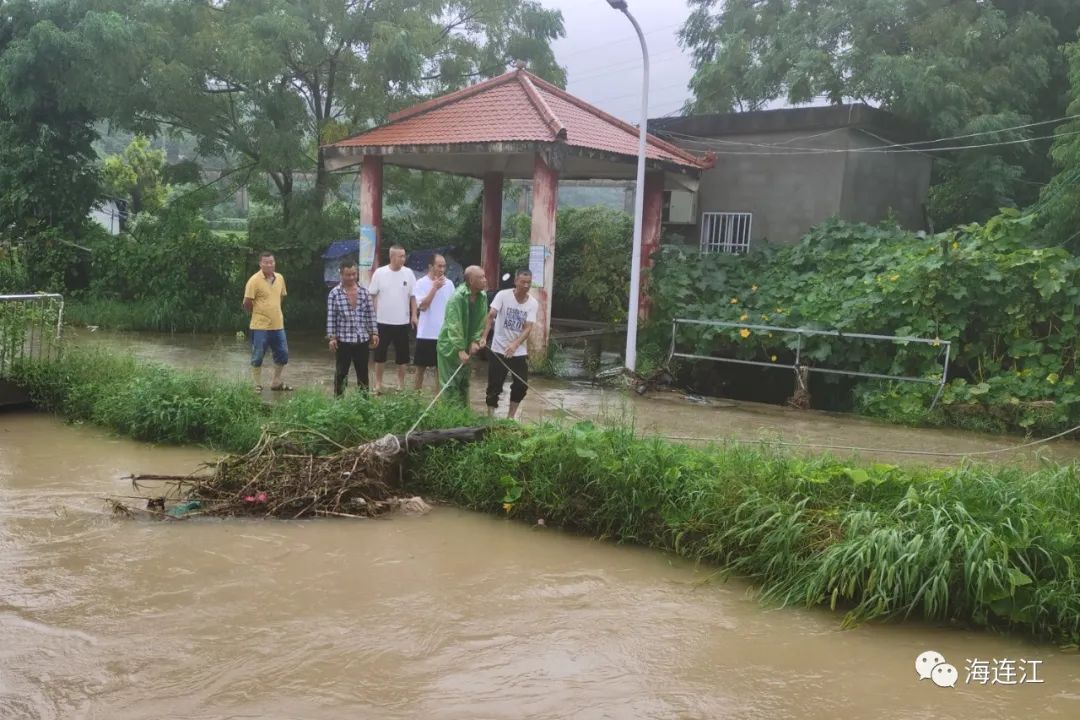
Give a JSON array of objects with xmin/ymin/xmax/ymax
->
[{"xmin": 322, "ymin": 240, "xmax": 358, "ymax": 260}]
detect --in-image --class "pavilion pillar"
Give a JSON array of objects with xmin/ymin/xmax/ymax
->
[
  {"xmin": 528, "ymin": 153, "xmax": 559, "ymax": 360},
  {"xmin": 482, "ymin": 172, "xmax": 504, "ymax": 291},
  {"xmin": 358, "ymin": 155, "xmax": 383, "ymax": 287},
  {"xmin": 639, "ymin": 171, "xmax": 665, "ymax": 318}
]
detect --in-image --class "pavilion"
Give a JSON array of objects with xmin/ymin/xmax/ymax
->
[{"xmin": 322, "ymin": 66, "xmax": 713, "ymax": 355}]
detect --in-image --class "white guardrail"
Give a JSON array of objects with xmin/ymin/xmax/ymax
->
[{"xmin": 669, "ymin": 318, "xmax": 951, "ymax": 409}]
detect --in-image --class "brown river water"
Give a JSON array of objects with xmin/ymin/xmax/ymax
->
[
  {"xmin": 2, "ymin": 411, "xmax": 1080, "ymax": 719},
  {"xmin": 3, "ymin": 328, "xmax": 1080, "ymax": 717}
]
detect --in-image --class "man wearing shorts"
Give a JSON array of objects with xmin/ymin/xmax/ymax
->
[
  {"xmin": 242, "ymin": 251, "xmax": 291, "ymax": 392},
  {"xmin": 482, "ymin": 269, "xmax": 538, "ymax": 419},
  {"xmin": 368, "ymin": 244, "xmax": 416, "ymax": 393},
  {"xmin": 412, "ymin": 253, "xmax": 454, "ymax": 392}
]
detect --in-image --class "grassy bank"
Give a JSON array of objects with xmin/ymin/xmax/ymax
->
[{"xmin": 11, "ymin": 348, "xmax": 1080, "ymax": 646}]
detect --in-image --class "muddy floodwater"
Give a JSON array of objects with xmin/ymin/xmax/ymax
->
[
  {"xmin": 2, "ymin": 412, "xmax": 1079, "ymax": 719},
  {"xmin": 71, "ymin": 328, "xmax": 1080, "ymax": 466}
]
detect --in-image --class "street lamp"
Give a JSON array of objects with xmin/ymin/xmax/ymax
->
[{"xmin": 606, "ymin": 0, "xmax": 648, "ymax": 372}]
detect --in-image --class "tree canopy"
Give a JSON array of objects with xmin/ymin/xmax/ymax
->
[
  {"xmin": 127, "ymin": 0, "xmax": 565, "ymax": 221},
  {"xmin": 679, "ymin": 0, "xmax": 1080, "ymax": 227}
]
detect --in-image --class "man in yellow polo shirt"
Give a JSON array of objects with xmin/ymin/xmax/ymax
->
[{"xmin": 242, "ymin": 251, "xmax": 292, "ymax": 391}]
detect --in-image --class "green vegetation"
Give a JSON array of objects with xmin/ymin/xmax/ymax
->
[
  {"xmin": 12, "ymin": 347, "xmax": 1080, "ymax": 645},
  {"xmin": 648, "ymin": 212, "xmax": 1080, "ymax": 434},
  {"xmin": 11, "ymin": 347, "xmax": 474, "ymax": 451},
  {"xmin": 681, "ymin": 1, "xmax": 1080, "ymax": 230},
  {"xmin": 418, "ymin": 423, "xmax": 1080, "ymax": 645},
  {"xmin": 505, "ymin": 207, "xmax": 632, "ymax": 322}
]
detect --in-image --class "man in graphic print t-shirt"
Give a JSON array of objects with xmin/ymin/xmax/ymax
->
[{"xmin": 482, "ymin": 269, "xmax": 538, "ymax": 419}]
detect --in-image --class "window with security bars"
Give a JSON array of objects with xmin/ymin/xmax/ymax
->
[{"xmin": 700, "ymin": 212, "xmax": 752, "ymax": 254}]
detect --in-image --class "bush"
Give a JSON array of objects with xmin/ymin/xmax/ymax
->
[
  {"xmin": 85, "ymin": 193, "xmax": 249, "ymax": 332},
  {"xmin": 647, "ymin": 211, "xmax": 1080, "ymax": 433},
  {"xmin": 505, "ymin": 206, "xmax": 631, "ymax": 322},
  {"xmin": 0, "ymin": 237, "xmax": 28, "ymax": 292}
]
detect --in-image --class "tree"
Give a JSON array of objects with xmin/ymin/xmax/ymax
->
[
  {"xmin": 101, "ymin": 135, "xmax": 168, "ymax": 230},
  {"xmin": 679, "ymin": 1, "xmax": 1080, "ymax": 227},
  {"xmin": 0, "ymin": 0, "xmax": 145, "ymax": 288},
  {"xmin": 1040, "ymin": 32, "xmax": 1080, "ymax": 250},
  {"xmin": 133, "ymin": 0, "xmax": 566, "ymax": 223}
]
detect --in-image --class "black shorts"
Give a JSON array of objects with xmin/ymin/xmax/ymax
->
[
  {"xmin": 373, "ymin": 323, "xmax": 410, "ymax": 364},
  {"xmin": 414, "ymin": 338, "xmax": 438, "ymax": 367}
]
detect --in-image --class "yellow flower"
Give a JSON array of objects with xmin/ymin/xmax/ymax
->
[
  {"xmin": 1047, "ymin": 372, "xmax": 1060, "ymax": 385},
  {"xmin": 730, "ymin": 297, "xmax": 739, "ymax": 304},
  {"xmin": 502, "ymin": 502, "xmax": 513, "ymax": 512},
  {"xmin": 931, "ymin": 337, "xmax": 941, "ymax": 347},
  {"xmin": 761, "ymin": 314, "xmax": 770, "ymax": 322},
  {"xmin": 739, "ymin": 328, "xmax": 751, "ymax": 338},
  {"xmin": 770, "ymin": 355, "xmax": 778, "ymax": 362},
  {"xmin": 775, "ymin": 307, "xmax": 785, "ymax": 314},
  {"xmin": 951, "ymin": 241, "xmax": 960, "ymax": 250},
  {"xmin": 740, "ymin": 313, "xmax": 749, "ymax": 321},
  {"xmin": 751, "ymin": 284, "xmax": 759, "ymax": 293},
  {"xmin": 889, "ymin": 274, "xmax": 899, "ymax": 282}
]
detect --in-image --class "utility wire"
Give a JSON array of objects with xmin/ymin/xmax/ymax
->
[
  {"xmin": 652, "ymin": 128, "xmax": 1080, "ymax": 156},
  {"xmin": 655, "ymin": 114, "xmax": 1080, "ymax": 153}
]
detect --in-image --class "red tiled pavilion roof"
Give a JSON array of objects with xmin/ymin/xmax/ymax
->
[{"xmin": 325, "ymin": 68, "xmax": 711, "ymax": 172}]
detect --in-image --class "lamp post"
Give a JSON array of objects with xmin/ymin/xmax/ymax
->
[{"xmin": 606, "ymin": 0, "xmax": 648, "ymax": 372}]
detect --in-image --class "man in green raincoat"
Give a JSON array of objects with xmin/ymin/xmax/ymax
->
[{"xmin": 437, "ymin": 265, "xmax": 489, "ymax": 405}]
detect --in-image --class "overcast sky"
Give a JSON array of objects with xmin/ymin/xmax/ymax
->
[{"xmin": 542, "ymin": 0, "xmax": 696, "ymax": 122}]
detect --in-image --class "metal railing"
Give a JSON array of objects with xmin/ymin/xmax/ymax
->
[
  {"xmin": 669, "ymin": 318, "xmax": 951, "ymax": 409},
  {"xmin": 0, "ymin": 293, "xmax": 65, "ymax": 377}
]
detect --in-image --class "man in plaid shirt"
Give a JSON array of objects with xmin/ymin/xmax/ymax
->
[{"xmin": 326, "ymin": 260, "xmax": 379, "ymax": 396}]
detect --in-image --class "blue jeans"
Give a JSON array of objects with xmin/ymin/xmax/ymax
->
[{"xmin": 250, "ymin": 329, "xmax": 289, "ymax": 367}]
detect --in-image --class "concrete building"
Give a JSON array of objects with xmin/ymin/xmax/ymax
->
[{"xmin": 649, "ymin": 104, "xmax": 933, "ymax": 250}]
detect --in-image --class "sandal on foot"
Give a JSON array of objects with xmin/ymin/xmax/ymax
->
[
  {"xmin": 270, "ymin": 384, "xmax": 295, "ymax": 391},
  {"xmin": 254, "ymin": 385, "xmax": 264, "ymax": 392}
]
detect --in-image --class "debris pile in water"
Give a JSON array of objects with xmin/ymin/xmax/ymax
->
[{"xmin": 108, "ymin": 428, "xmax": 469, "ymax": 520}]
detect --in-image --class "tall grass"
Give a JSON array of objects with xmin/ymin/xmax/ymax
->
[
  {"xmin": 12, "ymin": 349, "xmax": 1080, "ymax": 644},
  {"xmin": 11, "ymin": 347, "xmax": 476, "ymax": 452},
  {"xmin": 410, "ymin": 423, "xmax": 1080, "ymax": 645}
]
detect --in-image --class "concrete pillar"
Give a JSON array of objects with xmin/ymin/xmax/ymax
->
[
  {"xmin": 482, "ymin": 172, "xmax": 504, "ymax": 291},
  {"xmin": 638, "ymin": 171, "xmax": 665, "ymax": 318},
  {"xmin": 358, "ymin": 155, "xmax": 383, "ymax": 287},
  {"xmin": 528, "ymin": 153, "xmax": 559, "ymax": 359}
]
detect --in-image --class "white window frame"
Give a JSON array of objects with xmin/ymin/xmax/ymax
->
[{"xmin": 700, "ymin": 212, "xmax": 752, "ymax": 254}]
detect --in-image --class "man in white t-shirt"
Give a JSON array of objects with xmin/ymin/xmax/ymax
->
[
  {"xmin": 368, "ymin": 244, "xmax": 417, "ymax": 392},
  {"xmin": 412, "ymin": 253, "xmax": 454, "ymax": 391},
  {"xmin": 482, "ymin": 268, "xmax": 539, "ymax": 419}
]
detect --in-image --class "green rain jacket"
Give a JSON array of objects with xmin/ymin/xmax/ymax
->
[{"xmin": 436, "ymin": 283, "xmax": 489, "ymax": 403}]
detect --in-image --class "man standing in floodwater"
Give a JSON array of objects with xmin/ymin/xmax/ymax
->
[
  {"xmin": 483, "ymin": 269, "xmax": 538, "ymax": 419},
  {"xmin": 436, "ymin": 265, "xmax": 488, "ymax": 405},
  {"xmin": 242, "ymin": 251, "xmax": 291, "ymax": 392},
  {"xmin": 368, "ymin": 244, "xmax": 417, "ymax": 393},
  {"xmin": 326, "ymin": 260, "xmax": 379, "ymax": 396},
  {"xmin": 412, "ymin": 253, "xmax": 454, "ymax": 392}
]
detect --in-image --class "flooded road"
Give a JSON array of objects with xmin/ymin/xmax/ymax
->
[
  {"xmin": 2, "ymin": 411, "xmax": 1079, "ymax": 719},
  {"xmin": 70, "ymin": 328, "xmax": 1080, "ymax": 466}
]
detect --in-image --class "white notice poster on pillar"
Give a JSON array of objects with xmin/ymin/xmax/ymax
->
[
  {"xmin": 528, "ymin": 245, "xmax": 546, "ymax": 287},
  {"xmin": 357, "ymin": 225, "xmax": 376, "ymax": 269}
]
